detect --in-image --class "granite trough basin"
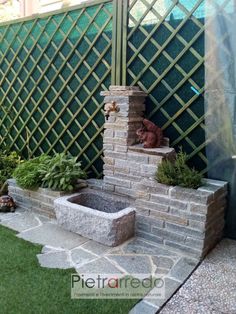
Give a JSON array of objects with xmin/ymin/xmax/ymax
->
[{"xmin": 54, "ymin": 189, "xmax": 136, "ymax": 246}]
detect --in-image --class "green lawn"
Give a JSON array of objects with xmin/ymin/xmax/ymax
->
[{"xmin": 0, "ymin": 225, "xmax": 137, "ymax": 314}]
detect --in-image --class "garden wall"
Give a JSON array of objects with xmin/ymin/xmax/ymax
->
[{"xmin": 7, "ymin": 178, "xmax": 67, "ymax": 218}]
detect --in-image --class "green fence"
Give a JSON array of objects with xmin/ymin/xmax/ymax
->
[
  {"xmin": 0, "ymin": 0, "xmax": 206, "ymax": 177},
  {"xmin": 0, "ymin": 0, "xmax": 113, "ymax": 177},
  {"xmin": 124, "ymin": 0, "xmax": 206, "ymax": 172}
]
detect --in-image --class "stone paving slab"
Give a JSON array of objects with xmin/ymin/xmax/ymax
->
[
  {"xmin": 0, "ymin": 212, "xmax": 21, "ymax": 222},
  {"xmin": 152, "ymin": 256, "xmax": 176, "ymax": 270},
  {"xmin": 37, "ymin": 251, "xmax": 73, "ymax": 269},
  {"xmin": 41, "ymin": 245, "xmax": 64, "ymax": 254},
  {"xmin": 76, "ymin": 257, "xmax": 123, "ymax": 274},
  {"xmin": 0, "ymin": 209, "xmax": 200, "ymax": 313},
  {"xmin": 71, "ymin": 247, "xmax": 98, "ymax": 266},
  {"xmin": 108, "ymin": 255, "xmax": 153, "ymax": 274},
  {"xmin": 0, "ymin": 213, "xmax": 42, "ymax": 232},
  {"xmin": 160, "ymin": 239, "xmax": 236, "ymax": 314},
  {"xmin": 145, "ymin": 277, "xmax": 182, "ymax": 308},
  {"xmin": 123, "ymin": 238, "xmax": 179, "ymax": 257},
  {"xmin": 17, "ymin": 223, "xmax": 89, "ymax": 249},
  {"xmin": 129, "ymin": 301, "xmax": 159, "ymax": 314},
  {"xmin": 169, "ymin": 257, "xmax": 198, "ymax": 282},
  {"xmin": 80, "ymin": 240, "xmax": 113, "ymax": 256}
]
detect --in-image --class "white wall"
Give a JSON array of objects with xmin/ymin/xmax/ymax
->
[
  {"xmin": 38, "ymin": 0, "xmax": 90, "ymax": 14},
  {"xmin": 0, "ymin": 0, "xmax": 21, "ymax": 22},
  {"xmin": 38, "ymin": 0, "xmax": 64, "ymax": 13},
  {"xmin": 0, "ymin": 0, "xmax": 92, "ymax": 23}
]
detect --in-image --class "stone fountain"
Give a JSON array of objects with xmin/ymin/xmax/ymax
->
[{"xmin": 9, "ymin": 86, "xmax": 228, "ymax": 259}]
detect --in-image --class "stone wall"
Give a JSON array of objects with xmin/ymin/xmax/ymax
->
[
  {"xmin": 7, "ymin": 86, "xmax": 228, "ymax": 260},
  {"xmin": 134, "ymin": 178, "xmax": 227, "ymax": 258},
  {"xmin": 101, "ymin": 86, "xmax": 228, "ymax": 259},
  {"xmin": 7, "ymin": 179, "xmax": 67, "ymax": 218}
]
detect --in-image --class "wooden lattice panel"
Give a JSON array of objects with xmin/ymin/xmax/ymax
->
[
  {"xmin": 126, "ymin": 0, "xmax": 206, "ymax": 172},
  {"xmin": 0, "ymin": 0, "xmax": 208, "ymax": 176},
  {"xmin": 0, "ymin": 0, "xmax": 113, "ymax": 177}
]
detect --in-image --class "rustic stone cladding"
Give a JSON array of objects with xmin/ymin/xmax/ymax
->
[
  {"xmin": 100, "ymin": 86, "xmax": 228, "ymax": 259},
  {"xmin": 134, "ymin": 178, "xmax": 227, "ymax": 258},
  {"xmin": 7, "ymin": 178, "xmax": 67, "ymax": 218}
]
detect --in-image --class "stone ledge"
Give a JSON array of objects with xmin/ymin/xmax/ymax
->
[
  {"xmin": 137, "ymin": 178, "xmax": 228, "ymax": 201},
  {"xmin": 101, "ymin": 86, "xmax": 147, "ymax": 97},
  {"xmin": 109, "ymin": 86, "xmax": 140, "ymax": 91},
  {"xmin": 128, "ymin": 144, "xmax": 175, "ymax": 157},
  {"xmin": 8, "ymin": 179, "xmax": 67, "ymax": 198}
]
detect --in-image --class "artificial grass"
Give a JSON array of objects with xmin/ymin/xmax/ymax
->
[{"xmin": 0, "ymin": 225, "xmax": 137, "ymax": 314}]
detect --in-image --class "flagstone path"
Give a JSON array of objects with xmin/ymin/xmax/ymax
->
[{"xmin": 0, "ymin": 208, "xmax": 199, "ymax": 313}]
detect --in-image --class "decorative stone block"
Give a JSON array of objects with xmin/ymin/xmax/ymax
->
[{"xmin": 54, "ymin": 189, "xmax": 136, "ymax": 247}]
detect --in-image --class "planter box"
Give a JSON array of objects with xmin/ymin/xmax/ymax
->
[
  {"xmin": 133, "ymin": 178, "xmax": 228, "ymax": 259},
  {"xmin": 90, "ymin": 177, "xmax": 228, "ymax": 259},
  {"xmin": 8, "ymin": 175, "xmax": 228, "ymax": 258},
  {"xmin": 7, "ymin": 179, "xmax": 68, "ymax": 218}
]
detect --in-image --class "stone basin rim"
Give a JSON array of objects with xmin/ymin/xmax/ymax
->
[{"xmin": 54, "ymin": 192, "xmax": 136, "ymax": 220}]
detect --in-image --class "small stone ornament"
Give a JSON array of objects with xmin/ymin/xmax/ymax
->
[
  {"xmin": 0, "ymin": 195, "xmax": 16, "ymax": 213},
  {"xmin": 136, "ymin": 119, "xmax": 163, "ymax": 148}
]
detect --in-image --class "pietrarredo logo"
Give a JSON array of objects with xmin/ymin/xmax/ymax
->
[{"xmin": 71, "ymin": 273, "xmax": 165, "ymax": 299}]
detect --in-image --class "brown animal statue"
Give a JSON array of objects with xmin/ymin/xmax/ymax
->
[
  {"xmin": 136, "ymin": 119, "xmax": 163, "ymax": 148},
  {"xmin": 0, "ymin": 195, "xmax": 16, "ymax": 213}
]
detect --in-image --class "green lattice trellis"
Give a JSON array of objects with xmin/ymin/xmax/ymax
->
[
  {"xmin": 125, "ymin": 0, "xmax": 206, "ymax": 173},
  {"xmin": 0, "ymin": 0, "xmax": 113, "ymax": 178},
  {"xmin": 0, "ymin": 0, "xmax": 207, "ymax": 176}
]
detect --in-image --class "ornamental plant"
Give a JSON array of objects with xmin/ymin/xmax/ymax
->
[
  {"xmin": 39, "ymin": 153, "xmax": 87, "ymax": 191},
  {"xmin": 156, "ymin": 148, "xmax": 202, "ymax": 189},
  {"xmin": 13, "ymin": 155, "xmax": 51, "ymax": 190},
  {"xmin": 13, "ymin": 153, "xmax": 86, "ymax": 192}
]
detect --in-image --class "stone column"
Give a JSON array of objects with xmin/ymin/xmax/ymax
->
[
  {"xmin": 101, "ymin": 86, "xmax": 146, "ymax": 194},
  {"xmin": 101, "ymin": 86, "xmax": 175, "ymax": 198}
]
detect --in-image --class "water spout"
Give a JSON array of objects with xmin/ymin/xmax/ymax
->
[{"xmin": 104, "ymin": 101, "xmax": 119, "ymax": 120}]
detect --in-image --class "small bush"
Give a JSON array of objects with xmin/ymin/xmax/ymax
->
[
  {"xmin": 13, "ymin": 153, "xmax": 87, "ymax": 191},
  {"xmin": 0, "ymin": 151, "xmax": 21, "ymax": 194},
  {"xmin": 13, "ymin": 155, "xmax": 51, "ymax": 190},
  {"xmin": 156, "ymin": 149, "xmax": 202, "ymax": 189},
  {"xmin": 39, "ymin": 153, "xmax": 87, "ymax": 191}
]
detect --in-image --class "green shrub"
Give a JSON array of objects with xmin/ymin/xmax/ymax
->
[
  {"xmin": 39, "ymin": 153, "xmax": 87, "ymax": 191},
  {"xmin": 14, "ymin": 153, "xmax": 87, "ymax": 191},
  {"xmin": 0, "ymin": 151, "xmax": 21, "ymax": 194},
  {"xmin": 156, "ymin": 149, "xmax": 202, "ymax": 189},
  {"xmin": 13, "ymin": 155, "xmax": 51, "ymax": 190}
]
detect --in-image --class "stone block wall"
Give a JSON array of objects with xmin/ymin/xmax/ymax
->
[
  {"xmin": 134, "ymin": 178, "xmax": 227, "ymax": 258},
  {"xmin": 8, "ymin": 179, "xmax": 67, "ymax": 218},
  {"xmin": 101, "ymin": 86, "xmax": 228, "ymax": 259}
]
